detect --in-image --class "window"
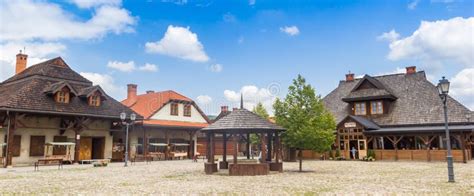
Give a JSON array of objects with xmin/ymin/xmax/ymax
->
[
  {"xmin": 170, "ymin": 103, "xmax": 179, "ymax": 116},
  {"xmin": 53, "ymin": 136, "xmax": 67, "ymax": 155},
  {"xmin": 55, "ymin": 88, "xmax": 70, "ymax": 103},
  {"xmin": 184, "ymin": 105, "xmax": 191, "ymax": 117},
  {"xmin": 12, "ymin": 135, "xmax": 21, "ymax": 157},
  {"xmin": 354, "ymin": 102, "xmax": 366, "ymax": 115},
  {"xmin": 89, "ymin": 95, "xmax": 101, "ymax": 106},
  {"xmin": 29, "ymin": 136, "xmax": 45, "ymax": 156},
  {"xmin": 370, "ymin": 101, "xmax": 383, "ymax": 114}
]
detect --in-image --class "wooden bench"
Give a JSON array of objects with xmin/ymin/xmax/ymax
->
[{"xmin": 34, "ymin": 158, "xmax": 63, "ymax": 171}]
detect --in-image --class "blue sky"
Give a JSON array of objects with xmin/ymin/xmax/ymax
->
[{"xmin": 1, "ymin": 0, "xmax": 473, "ymax": 114}]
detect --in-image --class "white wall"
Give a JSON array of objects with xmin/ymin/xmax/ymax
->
[
  {"xmin": 150, "ymin": 103, "xmax": 207, "ymax": 123},
  {"xmin": 1, "ymin": 116, "xmax": 113, "ymax": 166}
]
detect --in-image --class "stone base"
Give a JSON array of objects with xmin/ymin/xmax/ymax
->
[
  {"xmin": 269, "ymin": 162, "xmax": 283, "ymax": 172},
  {"xmin": 229, "ymin": 163, "xmax": 269, "ymax": 176},
  {"xmin": 204, "ymin": 163, "xmax": 218, "ymax": 174},
  {"xmin": 219, "ymin": 161, "xmax": 228, "ymax": 169}
]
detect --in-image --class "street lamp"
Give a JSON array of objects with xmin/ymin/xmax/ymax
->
[
  {"xmin": 120, "ymin": 112, "xmax": 136, "ymax": 167},
  {"xmin": 437, "ymin": 76, "xmax": 455, "ymax": 183}
]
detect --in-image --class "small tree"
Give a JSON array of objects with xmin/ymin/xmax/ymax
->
[
  {"xmin": 250, "ymin": 103, "xmax": 269, "ymax": 152},
  {"xmin": 274, "ymin": 75, "xmax": 336, "ymax": 172}
]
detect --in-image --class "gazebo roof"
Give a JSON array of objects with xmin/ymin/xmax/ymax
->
[{"xmin": 200, "ymin": 108, "xmax": 286, "ymax": 133}]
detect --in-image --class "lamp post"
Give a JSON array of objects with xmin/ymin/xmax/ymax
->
[
  {"xmin": 437, "ymin": 76, "xmax": 455, "ymax": 183},
  {"xmin": 120, "ymin": 112, "xmax": 136, "ymax": 167}
]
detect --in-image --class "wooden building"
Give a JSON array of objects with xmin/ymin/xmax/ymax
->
[
  {"xmin": 322, "ymin": 66, "xmax": 473, "ymax": 162},
  {"xmin": 120, "ymin": 85, "xmax": 210, "ymax": 161},
  {"xmin": 0, "ymin": 52, "xmax": 137, "ymax": 167}
]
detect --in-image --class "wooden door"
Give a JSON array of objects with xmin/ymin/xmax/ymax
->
[
  {"xmin": 79, "ymin": 137, "xmax": 92, "ymax": 160},
  {"xmin": 358, "ymin": 139, "xmax": 367, "ymax": 159},
  {"xmin": 344, "ymin": 140, "xmax": 350, "ymax": 159}
]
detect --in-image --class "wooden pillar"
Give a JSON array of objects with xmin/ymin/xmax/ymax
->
[
  {"xmin": 275, "ymin": 133, "xmax": 280, "ymax": 163},
  {"xmin": 223, "ymin": 133, "xmax": 227, "ymax": 162},
  {"xmin": 73, "ymin": 129, "xmax": 81, "ymax": 163},
  {"xmin": 267, "ymin": 132, "xmax": 272, "ymax": 162},
  {"xmin": 461, "ymin": 134, "xmax": 467, "ymax": 163},
  {"xmin": 208, "ymin": 133, "xmax": 215, "ymax": 163},
  {"xmin": 246, "ymin": 133, "xmax": 250, "ymax": 159},
  {"xmin": 188, "ymin": 131, "xmax": 194, "ymax": 159},
  {"xmin": 143, "ymin": 127, "xmax": 148, "ymax": 157},
  {"xmin": 206, "ymin": 133, "xmax": 210, "ymax": 160},
  {"xmin": 233, "ymin": 134, "xmax": 238, "ymax": 164},
  {"xmin": 260, "ymin": 133, "xmax": 266, "ymax": 163},
  {"xmin": 163, "ymin": 131, "xmax": 169, "ymax": 160},
  {"xmin": 5, "ymin": 113, "xmax": 16, "ymax": 167}
]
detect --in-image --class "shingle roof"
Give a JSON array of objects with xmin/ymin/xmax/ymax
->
[
  {"xmin": 201, "ymin": 109, "xmax": 285, "ymax": 132},
  {"xmin": 0, "ymin": 57, "xmax": 138, "ymax": 119},
  {"xmin": 342, "ymin": 88, "xmax": 396, "ymax": 102},
  {"xmin": 338, "ymin": 115, "xmax": 380, "ymax": 130},
  {"xmin": 323, "ymin": 71, "xmax": 473, "ymax": 126}
]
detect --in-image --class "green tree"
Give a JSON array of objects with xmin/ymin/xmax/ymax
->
[
  {"xmin": 250, "ymin": 102, "xmax": 269, "ymax": 145},
  {"xmin": 273, "ymin": 75, "xmax": 336, "ymax": 172}
]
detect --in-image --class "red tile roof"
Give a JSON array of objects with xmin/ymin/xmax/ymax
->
[{"xmin": 122, "ymin": 90, "xmax": 192, "ymax": 119}]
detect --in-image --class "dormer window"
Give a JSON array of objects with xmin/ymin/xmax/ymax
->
[
  {"xmin": 370, "ymin": 101, "xmax": 383, "ymax": 114},
  {"xmin": 354, "ymin": 102, "xmax": 366, "ymax": 115},
  {"xmin": 170, "ymin": 103, "xmax": 179, "ymax": 116},
  {"xmin": 55, "ymin": 88, "xmax": 70, "ymax": 103},
  {"xmin": 89, "ymin": 94, "xmax": 101, "ymax": 107},
  {"xmin": 184, "ymin": 104, "xmax": 191, "ymax": 117}
]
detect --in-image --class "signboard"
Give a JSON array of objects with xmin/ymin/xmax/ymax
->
[{"xmin": 344, "ymin": 122, "xmax": 357, "ymax": 128}]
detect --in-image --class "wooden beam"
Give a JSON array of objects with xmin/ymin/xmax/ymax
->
[
  {"xmin": 267, "ymin": 132, "xmax": 272, "ymax": 162},
  {"xmin": 165, "ymin": 131, "xmax": 170, "ymax": 160},
  {"xmin": 233, "ymin": 135, "xmax": 238, "ymax": 164},
  {"xmin": 223, "ymin": 133, "xmax": 227, "ymax": 163},
  {"xmin": 460, "ymin": 134, "xmax": 467, "ymax": 163},
  {"xmin": 260, "ymin": 133, "xmax": 266, "ymax": 163},
  {"xmin": 246, "ymin": 133, "xmax": 250, "ymax": 160},
  {"xmin": 210, "ymin": 133, "xmax": 215, "ymax": 163},
  {"xmin": 5, "ymin": 113, "xmax": 16, "ymax": 167}
]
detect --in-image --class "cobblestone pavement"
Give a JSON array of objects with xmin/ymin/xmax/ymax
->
[{"xmin": 0, "ymin": 160, "xmax": 472, "ymax": 195}]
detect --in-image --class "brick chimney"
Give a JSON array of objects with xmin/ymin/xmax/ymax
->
[
  {"xmin": 146, "ymin": 90, "xmax": 154, "ymax": 94},
  {"xmin": 345, "ymin": 72, "xmax": 355, "ymax": 82},
  {"xmin": 15, "ymin": 51, "xmax": 28, "ymax": 74},
  {"xmin": 406, "ymin": 66, "xmax": 416, "ymax": 74},
  {"xmin": 221, "ymin": 106, "xmax": 229, "ymax": 113},
  {"xmin": 127, "ymin": 84, "xmax": 137, "ymax": 103}
]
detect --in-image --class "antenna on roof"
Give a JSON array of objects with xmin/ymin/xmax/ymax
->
[{"xmin": 240, "ymin": 93, "xmax": 244, "ymax": 109}]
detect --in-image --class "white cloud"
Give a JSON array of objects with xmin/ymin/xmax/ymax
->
[
  {"xmin": 209, "ymin": 64, "xmax": 223, "ymax": 73},
  {"xmin": 377, "ymin": 67, "xmax": 406, "ymax": 76},
  {"xmin": 0, "ymin": 41, "xmax": 66, "ymax": 80},
  {"xmin": 408, "ymin": 0, "xmax": 420, "ymax": 10},
  {"xmin": 69, "ymin": 0, "xmax": 122, "ymax": 9},
  {"xmin": 238, "ymin": 36, "xmax": 244, "ymax": 44},
  {"xmin": 224, "ymin": 85, "xmax": 278, "ymax": 113},
  {"xmin": 0, "ymin": 0, "xmax": 136, "ymax": 42},
  {"xmin": 196, "ymin": 95, "xmax": 213, "ymax": 105},
  {"xmin": 145, "ymin": 25, "xmax": 209, "ymax": 62},
  {"xmin": 450, "ymin": 68, "xmax": 474, "ymax": 110},
  {"xmin": 249, "ymin": 0, "xmax": 256, "ymax": 5},
  {"xmin": 377, "ymin": 29, "xmax": 400, "ymax": 42},
  {"xmin": 107, "ymin": 60, "xmax": 136, "ymax": 72},
  {"xmin": 280, "ymin": 26, "xmax": 300, "ymax": 36},
  {"xmin": 80, "ymin": 72, "xmax": 124, "ymax": 99},
  {"xmin": 384, "ymin": 17, "xmax": 474, "ymax": 67},
  {"xmin": 139, "ymin": 63, "xmax": 158, "ymax": 72}
]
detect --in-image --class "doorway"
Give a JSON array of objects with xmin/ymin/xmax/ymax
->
[
  {"xmin": 79, "ymin": 137, "xmax": 105, "ymax": 160},
  {"xmin": 349, "ymin": 140, "xmax": 358, "ymax": 159}
]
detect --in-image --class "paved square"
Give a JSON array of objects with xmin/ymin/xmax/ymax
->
[{"xmin": 0, "ymin": 160, "xmax": 472, "ymax": 194}]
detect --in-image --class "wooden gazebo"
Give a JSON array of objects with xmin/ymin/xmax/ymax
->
[{"xmin": 200, "ymin": 100, "xmax": 286, "ymax": 176}]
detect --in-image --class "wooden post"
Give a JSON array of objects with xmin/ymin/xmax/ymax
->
[
  {"xmin": 233, "ymin": 135, "xmax": 238, "ymax": 164},
  {"xmin": 143, "ymin": 127, "xmax": 148, "ymax": 158},
  {"xmin": 74, "ymin": 129, "xmax": 81, "ymax": 164},
  {"xmin": 246, "ymin": 133, "xmax": 250, "ymax": 159},
  {"xmin": 206, "ymin": 133, "xmax": 210, "ymax": 160},
  {"xmin": 460, "ymin": 134, "xmax": 467, "ymax": 163},
  {"xmin": 209, "ymin": 133, "xmax": 215, "ymax": 163},
  {"xmin": 223, "ymin": 133, "xmax": 227, "ymax": 163},
  {"xmin": 188, "ymin": 131, "xmax": 193, "ymax": 159},
  {"xmin": 267, "ymin": 132, "xmax": 272, "ymax": 162},
  {"xmin": 165, "ymin": 131, "xmax": 170, "ymax": 160},
  {"xmin": 5, "ymin": 113, "xmax": 16, "ymax": 167},
  {"xmin": 275, "ymin": 133, "xmax": 280, "ymax": 164},
  {"xmin": 260, "ymin": 133, "xmax": 266, "ymax": 163}
]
